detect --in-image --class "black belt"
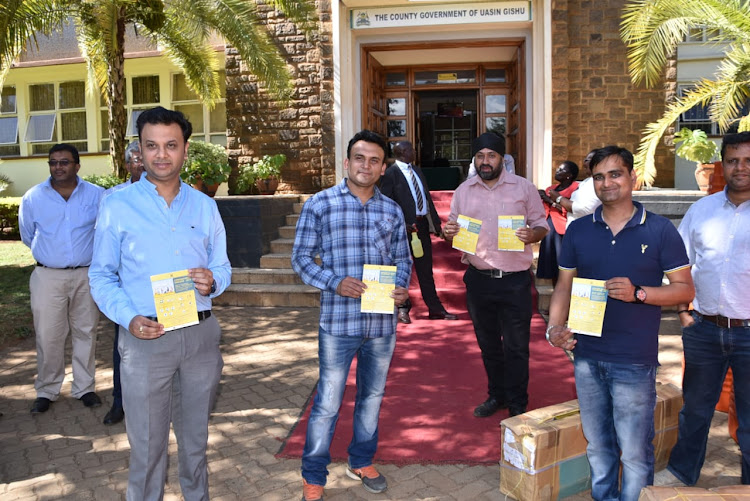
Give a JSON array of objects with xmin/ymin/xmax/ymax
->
[
  {"xmin": 469, "ymin": 264, "xmax": 522, "ymax": 279},
  {"xmin": 37, "ymin": 262, "xmax": 87, "ymax": 270},
  {"xmin": 696, "ymin": 311, "xmax": 750, "ymax": 328},
  {"xmin": 145, "ymin": 310, "xmax": 212, "ymax": 323}
]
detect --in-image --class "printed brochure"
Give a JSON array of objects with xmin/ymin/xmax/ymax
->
[
  {"xmin": 497, "ymin": 215, "xmax": 525, "ymax": 252},
  {"xmin": 568, "ymin": 277, "xmax": 608, "ymax": 337},
  {"xmin": 360, "ymin": 264, "xmax": 397, "ymax": 314},
  {"xmin": 151, "ymin": 269, "xmax": 199, "ymax": 331},
  {"xmin": 452, "ymin": 214, "xmax": 482, "ymax": 255}
]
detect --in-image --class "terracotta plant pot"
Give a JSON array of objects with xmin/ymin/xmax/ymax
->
[
  {"xmin": 694, "ymin": 163, "xmax": 714, "ymax": 192},
  {"xmin": 255, "ymin": 177, "xmax": 279, "ymax": 195},
  {"xmin": 190, "ymin": 178, "xmax": 220, "ymax": 197}
]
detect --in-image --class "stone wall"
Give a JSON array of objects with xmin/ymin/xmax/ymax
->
[
  {"xmin": 551, "ymin": 0, "xmax": 675, "ymax": 187},
  {"xmin": 225, "ymin": 1, "xmax": 335, "ymax": 194}
]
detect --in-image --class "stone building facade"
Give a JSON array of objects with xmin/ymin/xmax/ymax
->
[
  {"xmin": 225, "ymin": 1, "xmax": 336, "ymax": 194},
  {"xmin": 216, "ymin": 0, "xmax": 679, "ymax": 192}
]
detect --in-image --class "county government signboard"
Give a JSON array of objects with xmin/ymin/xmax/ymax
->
[{"xmin": 350, "ymin": 2, "xmax": 531, "ymax": 30}]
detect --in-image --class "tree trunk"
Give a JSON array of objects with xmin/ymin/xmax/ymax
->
[{"xmin": 107, "ymin": 9, "xmax": 128, "ymax": 179}]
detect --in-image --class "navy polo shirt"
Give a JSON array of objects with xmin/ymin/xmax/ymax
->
[{"xmin": 559, "ymin": 202, "xmax": 689, "ymax": 365}]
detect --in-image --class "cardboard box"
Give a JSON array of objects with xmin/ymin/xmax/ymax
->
[
  {"xmin": 500, "ymin": 383, "xmax": 683, "ymax": 501},
  {"xmin": 639, "ymin": 485, "xmax": 750, "ymax": 500}
]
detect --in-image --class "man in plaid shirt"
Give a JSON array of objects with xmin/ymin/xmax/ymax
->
[{"xmin": 292, "ymin": 130, "xmax": 412, "ymax": 501}]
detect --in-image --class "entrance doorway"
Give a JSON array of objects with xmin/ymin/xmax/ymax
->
[
  {"xmin": 417, "ymin": 90, "xmax": 477, "ymax": 188},
  {"xmin": 362, "ymin": 40, "xmax": 525, "ymax": 189}
]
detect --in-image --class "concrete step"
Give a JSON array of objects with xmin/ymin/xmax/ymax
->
[
  {"xmin": 232, "ymin": 268, "xmax": 303, "ymax": 285},
  {"xmin": 213, "ymin": 283, "xmax": 319, "ymax": 307},
  {"xmin": 286, "ymin": 214, "xmax": 300, "ymax": 226},
  {"xmin": 279, "ymin": 226, "xmax": 297, "ymax": 239},
  {"xmin": 260, "ymin": 253, "xmax": 292, "ymax": 269},
  {"xmin": 270, "ymin": 238, "xmax": 295, "ymax": 254},
  {"xmin": 293, "ymin": 202, "xmax": 305, "ymax": 214}
]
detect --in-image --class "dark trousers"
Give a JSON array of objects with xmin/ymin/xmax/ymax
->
[
  {"xmin": 668, "ymin": 314, "xmax": 750, "ymax": 485},
  {"xmin": 112, "ymin": 323, "xmax": 122, "ymax": 407},
  {"xmin": 403, "ymin": 218, "xmax": 444, "ymax": 314},
  {"xmin": 464, "ymin": 267, "xmax": 532, "ymax": 408}
]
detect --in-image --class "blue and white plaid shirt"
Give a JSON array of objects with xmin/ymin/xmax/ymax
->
[{"xmin": 292, "ymin": 178, "xmax": 412, "ymax": 337}]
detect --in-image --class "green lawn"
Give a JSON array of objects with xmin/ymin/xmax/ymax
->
[{"xmin": 0, "ymin": 241, "xmax": 34, "ymax": 348}]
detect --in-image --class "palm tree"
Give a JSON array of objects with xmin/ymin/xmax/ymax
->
[
  {"xmin": 620, "ymin": 0, "xmax": 750, "ymax": 186},
  {"xmin": 0, "ymin": 0, "xmax": 316, "ymax": 177}
]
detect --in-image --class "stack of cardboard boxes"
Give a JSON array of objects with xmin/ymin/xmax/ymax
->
[{"xmin": 500, "ymin": 383, "xmax": 683, "ymax": 500}]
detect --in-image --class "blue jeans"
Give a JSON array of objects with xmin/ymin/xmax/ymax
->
[
  {"xmin": 668, "ymin": 313, "xmax": 750, "ymax": 485},
  {"xmin": 574, "ymin": 357, "xmax": 657, "ymax": 501},
  {"xmin": 301, "ymin": 329, "xmax": 396, "ymax": 486}
]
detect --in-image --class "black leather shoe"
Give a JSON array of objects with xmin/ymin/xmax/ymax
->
[
  {"xmin": 397, "ymin": 309, "xmax": 412, "ymax": 324},
  {"xmin": 103, "ymin": 405, "xmax": 125, "ymax": 425},
  {"xmin": 428, "ymin": 310, "xmax": 459, "ymax": 320},
  {"xmin": 473, "ymin": 397, "xmax": 505, "ymax": 417},
  {"xmin": 509, "ymin": 406, "xmax": 527, "ymax": 417},
  {"xmin": 79, "ymin": 392, "xmax": 102, "ymax": 408},
  {"xmin": 31, "ymin": 397, "xmax": 51, "ymax": 414}
]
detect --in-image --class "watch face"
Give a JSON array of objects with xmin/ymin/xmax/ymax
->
[{"xmin": 636, "ymin": 287, "xmax": 647, "ymax": 302}]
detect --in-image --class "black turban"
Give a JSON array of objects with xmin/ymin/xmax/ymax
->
[{"xmin": 471, "ymin": 132, "xmax": 505, "ymax": 157}]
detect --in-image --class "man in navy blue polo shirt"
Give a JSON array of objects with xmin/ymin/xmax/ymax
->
[{"xmin": 546, "ymin": 145, "xmax": 694, "ymax": 501}]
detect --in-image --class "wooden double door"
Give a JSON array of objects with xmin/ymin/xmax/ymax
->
[{"xmin": 362, "ymin": 40, "xmax": 526, "ymax": 184}]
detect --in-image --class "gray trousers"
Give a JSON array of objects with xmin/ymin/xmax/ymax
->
[
  {"xmin": 30, "ymin": 266, "xmax": 100, "ymax": 400},
  {"xmin": 120, "ymin": 315, "xmax": 223, "ymax": 501}
]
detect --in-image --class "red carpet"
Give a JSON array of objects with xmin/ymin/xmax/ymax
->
[{"xmin": 277, "ymin": 191, "xmax": 576, "ymax": 465}]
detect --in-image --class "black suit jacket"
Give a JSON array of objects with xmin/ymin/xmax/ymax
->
[{"xmin": 380, "ymin": 163, "xmax": 442, "ymax": 234}]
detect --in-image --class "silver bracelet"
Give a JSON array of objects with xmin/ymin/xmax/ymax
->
[{"xmin": 545, "ymin": 325, "xmax": 559, "ymax": 347}]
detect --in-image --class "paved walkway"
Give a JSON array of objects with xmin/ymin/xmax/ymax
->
[{"xmin": 0, "ymin": 307, "xmax": 741, "ymax": 500}]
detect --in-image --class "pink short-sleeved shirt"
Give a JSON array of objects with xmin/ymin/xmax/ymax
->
[{"xmin": 449, "ymin": 171, "xmax": 547, "ymax": 272}]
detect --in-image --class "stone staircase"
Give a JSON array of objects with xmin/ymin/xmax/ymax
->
[
  {"xmin": 213, "ymin": 198, "xmax": 321, "ymax": 308},
  {"xmin": 215, "ymin": 190, "xmax": 704, "ymax": 310}
]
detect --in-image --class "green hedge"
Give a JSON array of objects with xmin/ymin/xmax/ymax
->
[{"xmin": 0, "ymin": 197, "xmax": 20, "ymax": 239}]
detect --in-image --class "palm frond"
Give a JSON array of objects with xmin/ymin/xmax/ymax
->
[
  {"xmin": 634, "ymin": 83, "xmax": 717, "ymax": 185},
  {"xmin": 0, "ymin": 0, "xmax": 67, "ymax": 86}
]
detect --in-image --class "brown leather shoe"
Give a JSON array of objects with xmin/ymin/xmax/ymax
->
[{"xmin": 397, "ymin": 309, "xmax": 411, "ymax": 324}]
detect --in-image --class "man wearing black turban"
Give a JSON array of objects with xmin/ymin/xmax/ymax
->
[{"xmin": 443, "ymin": 132, "xmax": 548, "ymax": 418}]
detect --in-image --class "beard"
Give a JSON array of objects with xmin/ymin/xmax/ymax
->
[{"xmin": 478, "ymin": 163, "xmax": 501, "ymax": 181}]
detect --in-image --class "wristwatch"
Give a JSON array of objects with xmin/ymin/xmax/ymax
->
[
  {"xmin": 210, "ymin": 279, "xmax": 217, "ymax": 295},
  {"xmin": 555, "ymin": 195, "xmax": 563, "ymax": 204},
  {"xmin": 634, "ymin": 286, "xmax": 646, "ymax": 304}
]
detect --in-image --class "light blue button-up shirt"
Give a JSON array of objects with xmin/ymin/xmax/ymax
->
[
  {"xmin": 678, "ymin": 188, "xmax": 750, "ymax": 319},
  {"xmin": 89, "ymin": 176, "xmax": 231, "ymax": 330},
  {"xmin": 19, "ymin": 176, "xmax": 104, "ymax": 268}
]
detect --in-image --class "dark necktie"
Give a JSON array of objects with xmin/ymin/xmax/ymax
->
[{"xmin": 408, "ymin": 165, "xmax": 424, "ymax": 212}]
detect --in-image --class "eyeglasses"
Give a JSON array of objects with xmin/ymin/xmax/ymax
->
[
  {"xmin": 129, "ymin": 157, "xmax": 143, "ymax": 165},
  {"xmin": 48, "ymin": 160, "xmax": 72, "ymax": 167}
]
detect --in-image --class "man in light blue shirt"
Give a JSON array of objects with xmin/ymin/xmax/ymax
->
[
  {"xmin": 668, "ymin": 131, "xmax": 750, "ymax": 486},
  {"xmin": 89, "ymin": 107, "xmax": 231, "ymax": 500},
  {"xmin": 100, "ymin": 139, "xmax": 143, "ymax": 426},
  {"xmin": 19, "ymin": 143, "xmax": 104, "ymax": 415}
]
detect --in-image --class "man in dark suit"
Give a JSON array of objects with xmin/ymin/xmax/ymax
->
[{"xmin": 380, "ymin": 141, "xmax": 457, "ymax": 324}]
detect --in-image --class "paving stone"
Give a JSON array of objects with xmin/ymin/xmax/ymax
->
[{"xmin": 0, "ymin": 308, "xmax": 742, "ymax": 500}]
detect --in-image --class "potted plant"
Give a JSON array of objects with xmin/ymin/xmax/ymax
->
[
  {"xmin": 236, "ymin": 154, "xmax": 286, "ymax": 195},
  {"xmin": 673, "ymin": 128, "xmax": 719, "ymax": 192},
  {"xmin": 180, "ymin": 141, "xmax": 231, "ymax": 197}
]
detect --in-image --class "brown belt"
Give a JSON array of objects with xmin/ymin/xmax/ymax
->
[{"xmin": 697, "ymin": 312, "xmax": 750, "ymax": 328}]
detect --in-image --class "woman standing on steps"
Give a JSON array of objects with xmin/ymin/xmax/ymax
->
[{"xmin": 537, "ymin": 160, "xmax": 579, "ymax": 285}]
